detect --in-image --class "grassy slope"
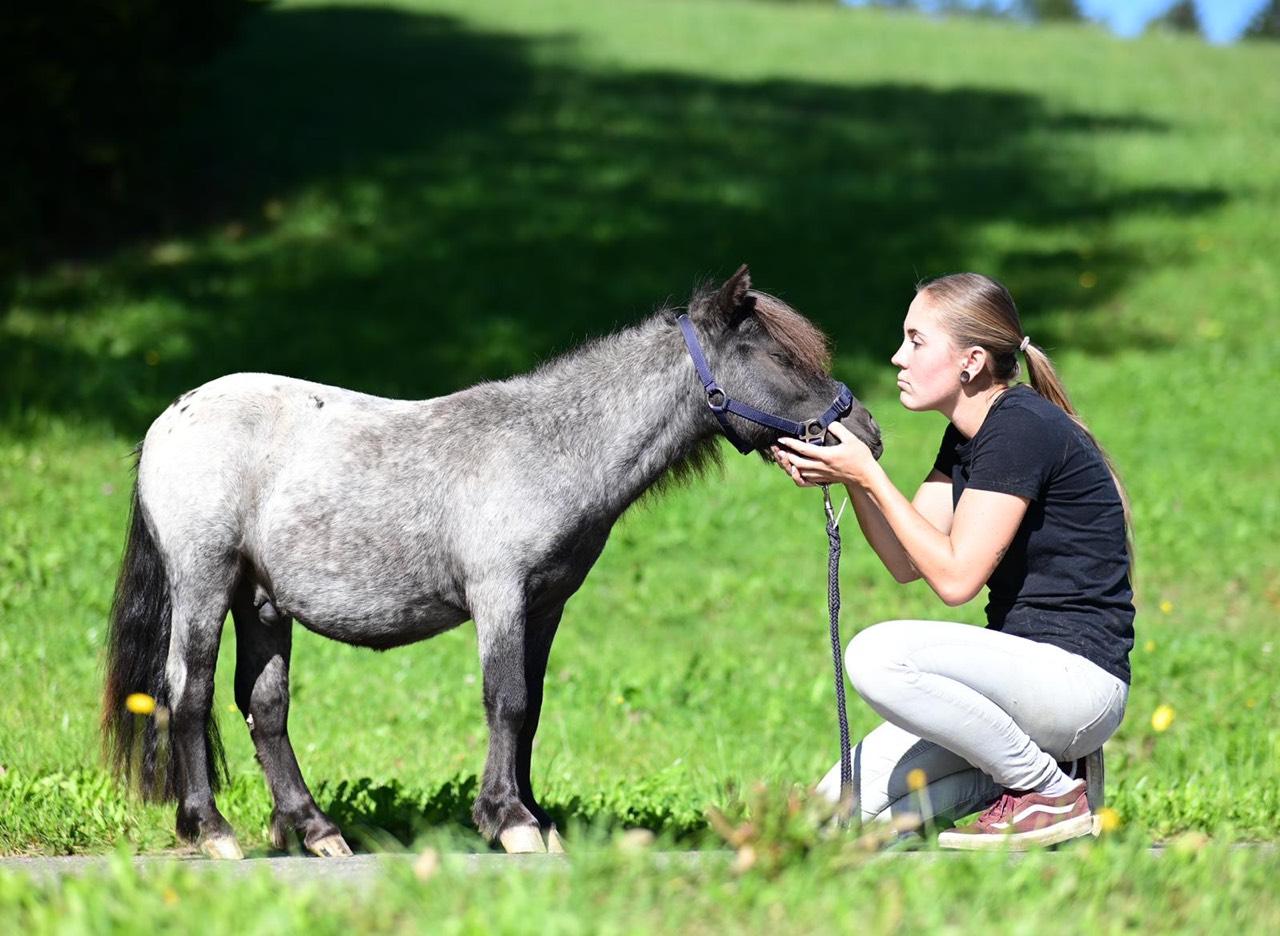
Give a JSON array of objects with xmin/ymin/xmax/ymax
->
[{"xmin": 1, "ymin": 0, "xmax": 1278, "ymax": 923}]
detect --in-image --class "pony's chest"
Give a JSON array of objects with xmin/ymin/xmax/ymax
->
[{"xmin": 521, "ymin": 523, "xmax": 612, "ymax": 600}]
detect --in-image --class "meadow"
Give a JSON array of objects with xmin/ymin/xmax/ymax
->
[{"xmin": 2, "ymin": 0, "xmax": 1278, "ymax": 930}]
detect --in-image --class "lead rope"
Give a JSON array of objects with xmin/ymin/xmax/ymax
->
[{"xmin": 822, "ymin": 484, "xmax": 855, "ymax": 827}]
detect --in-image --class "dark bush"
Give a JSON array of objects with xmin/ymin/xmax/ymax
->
[{"xmin": 0, "ymin": 0, "xmax": 259, "ymax": 272}]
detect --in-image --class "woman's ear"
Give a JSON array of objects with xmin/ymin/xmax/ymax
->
[{"xmin": 959, "ymin": 346, "xmax": 988, "ymax": 380}]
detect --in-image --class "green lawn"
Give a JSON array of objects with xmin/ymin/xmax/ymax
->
[
  {"xmin": 3, "ymin": 838, "xmax": 1279, "ymax": 934},
  {"xmin": 2, "ymin": 0, "xmax": 1278, "ymax": 929}
]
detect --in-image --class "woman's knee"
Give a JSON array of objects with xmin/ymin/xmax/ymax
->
[{"xmin": 846, "ymin": 621, "xmax": 913, "ymax": 700}]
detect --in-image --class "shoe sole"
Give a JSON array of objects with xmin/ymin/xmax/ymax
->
[{"xmin": 937, "ymin": 813, "xmax": 1096, "ymax": 851}]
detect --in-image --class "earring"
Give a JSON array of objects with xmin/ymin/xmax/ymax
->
[{"xmin": 959, "ymin": 371, "xmax": 971, "ymax": 385}]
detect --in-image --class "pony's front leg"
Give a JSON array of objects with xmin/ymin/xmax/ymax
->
[
  {"xmin": 517, "ymin": 606, "xmax": 565, "ymax": 852},
  {"xmin": 471, "ymin": 586, "xmax": 543, "ymax": 853}
]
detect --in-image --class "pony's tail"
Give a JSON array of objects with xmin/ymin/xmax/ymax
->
[{"xmin": 101, "ymin": 453, "xmax": 227, "ymax": 801}]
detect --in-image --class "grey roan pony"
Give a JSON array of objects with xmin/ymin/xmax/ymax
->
[{"xmin": 102, "ymin": 266, "xmax": 881, "ymax": 858}]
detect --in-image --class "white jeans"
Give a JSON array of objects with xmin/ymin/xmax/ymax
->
[{"xmin": 816, "ymin": 620, "xmax": 1128, "ymax": 824}]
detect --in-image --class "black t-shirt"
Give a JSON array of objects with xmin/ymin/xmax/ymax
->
[{"xmin": 932, "ymin": 384, "xmax": 1135, "ymax": 684}]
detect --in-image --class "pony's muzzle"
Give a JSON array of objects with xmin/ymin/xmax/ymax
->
[{"xmin": 832, "ymin": 410, "xmax": 883, "ymax": 460}]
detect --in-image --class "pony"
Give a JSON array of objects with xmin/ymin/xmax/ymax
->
[{"xmin": 102, "ymin": 265, "xmax": 881, "ymax": 857}]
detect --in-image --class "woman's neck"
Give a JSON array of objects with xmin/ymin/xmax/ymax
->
[{"xmin": 947, "ymin": 381, "xmax": 1012, "ymax": 439}]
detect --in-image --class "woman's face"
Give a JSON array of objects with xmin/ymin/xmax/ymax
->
[{"xmin": 890, "ymin": 292, "xmax": 962, "ymax": 412}]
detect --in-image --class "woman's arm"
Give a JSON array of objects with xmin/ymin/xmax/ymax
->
[
  {"xmin": 846, "ymin": 473, "xmax": 955, "ymax": 584},
  {"xmin": 778, "ymin": 425, "xmax": 1028, "ymax": 606},
  {"xmin": 859, "ymin": 467, "xmax": 1027, "ymax": 605},
  {"xmin": 846, "ymin": 485, "xmax": 913, "ymax": 583},
  {"xmin": 774, "ymin": 448, "xmax": 956, "ymax": 585}
]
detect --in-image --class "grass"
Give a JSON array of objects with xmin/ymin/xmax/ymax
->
[
  {"xmin": 3, "ymin": 837, "xmax": 1280, "ymax": 934},
  {"xmin": 2, "ymin": 0, "xmax": 1279, "ymax": 929}
]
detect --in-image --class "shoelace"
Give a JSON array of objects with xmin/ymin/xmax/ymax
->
[{"xmin": 977, "ymin": 791, "xmax": 1018, "ymax": 829}]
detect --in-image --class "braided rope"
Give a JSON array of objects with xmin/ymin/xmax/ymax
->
[{"xmin": 823, "ymin": 484, "xmax": 853, "ymax": 824}]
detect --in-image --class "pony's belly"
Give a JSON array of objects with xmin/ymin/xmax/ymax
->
[{"xmin": 286, "ymin": 596, "xmax": 470, "ymax": 650}]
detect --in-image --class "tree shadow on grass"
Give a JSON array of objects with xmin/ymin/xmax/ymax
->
[
  {"xmin": 0, "ymin": 4, "xmax": 1228, "ymax": 435},
  {"xmin": 318, "ymin": 775, "xmax": 479, "ymax": 850},
  {"xmin": 317, "ymin": 774, "xmax": 710, "ymax": 850}
]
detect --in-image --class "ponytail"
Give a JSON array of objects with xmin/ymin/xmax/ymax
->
[{"xmin": 1022, "ymin": 342, "xmax": 1134, "ymax": 570}]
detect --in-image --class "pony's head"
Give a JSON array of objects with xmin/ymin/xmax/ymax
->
[{"xmin": 684, "ymin": 265, "xmax": 881, "ymax": 459}]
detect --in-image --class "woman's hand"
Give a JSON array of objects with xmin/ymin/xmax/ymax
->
[
  {"xmin": 774, "ymin": 422, "xmax": 879, "ymax": 489},
  {"xmin": 770, "ymin": 443, "xmax": 817, "ymax": 487}
]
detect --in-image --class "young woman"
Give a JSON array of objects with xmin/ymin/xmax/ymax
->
[{"xmin": 774, "ymin": 273, "xmax": 1134, "ymax": 850}]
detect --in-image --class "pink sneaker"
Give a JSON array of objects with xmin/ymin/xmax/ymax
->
[{"xmin": 937, "ymin": 779, "xmax": 1094, "ymax": 850}]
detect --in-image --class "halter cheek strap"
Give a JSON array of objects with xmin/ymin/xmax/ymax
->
[{"xmin": 677, "ymin": 314, "xmax": 854, "ymax": 455}]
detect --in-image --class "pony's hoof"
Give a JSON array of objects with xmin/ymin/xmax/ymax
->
[
  {"xmin": 308, "ymin": 834, "xmax": 353, "ymax": 858},
  {"xmin": 545, "ymin": 826, "xmax": 567, "ymax": 854},
  {"xmin": 199, "ymin": 834, "xmax": 244, "ymax": 860},
  {"xmin": 499, "ymin": 825, "xmax": 547, "ymax": 854}
]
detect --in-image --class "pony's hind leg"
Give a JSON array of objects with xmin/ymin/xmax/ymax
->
[
  {"xmin": 168, "ymin": 569, "xmax": 241, "ymax": 859},
  {"xmin": 231, "ymin": 586, "xmax": 351, "ymax": 857}
]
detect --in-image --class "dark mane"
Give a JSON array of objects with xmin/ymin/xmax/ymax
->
[
  {"xmin": 681, "ymin": 282, "xmax": 832, "ymax": 377},
  {"xmin": 749, "ymin": 290, "xmax": 832, "ymax": 376}
]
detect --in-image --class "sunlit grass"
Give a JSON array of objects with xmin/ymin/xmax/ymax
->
[{"xmin": 2, "ymin": 835, "xmax": 1278, "ymax": 934}]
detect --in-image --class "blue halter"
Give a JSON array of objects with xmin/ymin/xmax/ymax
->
[{"xmin": 678, "ymin": 314, "xmax": 854, "ymax": 455}]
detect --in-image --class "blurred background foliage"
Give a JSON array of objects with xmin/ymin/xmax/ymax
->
[
  {"xmin": 0, "ymin": 1, "xmax": 1230, "ymax": 431},
  {"xmin": 0, "ymin": 1, "xmax": 263, "ymax": 273}
]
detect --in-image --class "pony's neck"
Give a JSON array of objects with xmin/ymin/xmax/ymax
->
[{"xmin": 508, "ymin": 314, "xmax": 723, "ymax": 518}]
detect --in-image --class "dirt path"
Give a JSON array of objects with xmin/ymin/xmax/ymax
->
[{"xmin": 0, "ymin": 851, "xmax": 700, "ymax": 885}]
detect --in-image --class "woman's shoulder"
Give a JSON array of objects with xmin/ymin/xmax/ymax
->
[
  {"xmin": 986, "ymin": 386, "xmax": 1107, "ymax": 470},
  {"xmin": 990, "ymin": 385, "xmax": 1073, "ymax": 433},
  {"xmin": 999, "ymin": 384, "xmax": 1055, "ymax": 413},
  {"xmin": 972, "ymin": 386, "xmax": 1076, "ymax": 461}
]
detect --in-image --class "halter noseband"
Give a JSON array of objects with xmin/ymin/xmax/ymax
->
[{"xmin": 677, "ymin": 314, "xmax": 854, "ymax": 455}]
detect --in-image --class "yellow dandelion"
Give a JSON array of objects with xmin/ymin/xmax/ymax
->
[
  {"xmin": 1144, "ymin": 640, "xmax": 1156, "ymax": 653},
  {"xmin": 906, "ymin": 768, "xmax": 928, "ymax": 792},
  {"xmin": 1159, "ymin": 600, "xmax": 1174, "ymax": 614},
  {"xmin": 1245, "ymin": 698, "xmax": 1257, "ymax": 709},
  {"xmin": 1151, "ymin": 703, "xmax": 1175, "ymax": 733},
  {"xmin": 125, "ymin": 693, "xmax": 156, "ymax": 715},
  {"xmin": 1097, "ymin": 807, "xmax": 1121, "ymax": 833},
  {"xmin": 163, "ymin": 886, "xmax": 179, "ymax": 906}
]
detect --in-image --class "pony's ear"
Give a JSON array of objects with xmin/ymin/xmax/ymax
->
[{"xmin": 713, "ymin": 264, "xmax": 756, "ymax": 321}]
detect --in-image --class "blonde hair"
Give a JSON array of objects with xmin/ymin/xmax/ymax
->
[{"xmin": 917, "ymin": 273, "xmax": 1133, "ymax": 561}]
